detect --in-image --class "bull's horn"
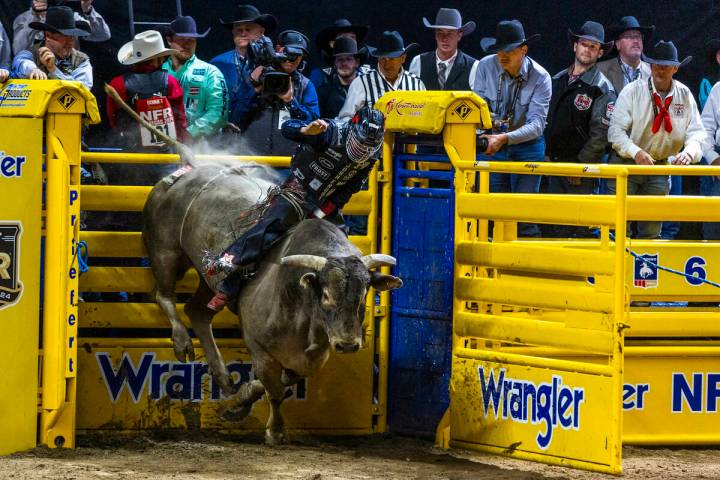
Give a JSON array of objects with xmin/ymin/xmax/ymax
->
[
  {"xmin": 361, "ymin": 254, "xmax": 396, "ymax": 269},
  {"xmin": 281, "ymin": 255, "xmax": 327, "ymax": 271}
]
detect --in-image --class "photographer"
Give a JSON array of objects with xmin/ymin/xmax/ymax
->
[
  {"xmin": 211, "ymin": 4, "xmax": 277, "ymax": 131},
  {"xmin": 13, "ymin": 0, "xmax": 110, "ymax": 55},
  {"xmin": 240, "ymin": 30, "xmax": 320, "ymax": 155}
]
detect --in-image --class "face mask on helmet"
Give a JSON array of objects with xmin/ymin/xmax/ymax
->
[{"xmin": 345, "ymin": 107, "xmax": 385, "ymax": 163}]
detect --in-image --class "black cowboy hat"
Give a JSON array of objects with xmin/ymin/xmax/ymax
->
[
  {"xmin": 643, "ymin": 40, "xmax": 692, "ymax": 67},
  {"xmin": 481, "ymin": 19, "xmax": 540, "ymax": 53},
  {"xmin": 607, "ymin": 16, "xmax": 655, "ymax": 40},
  {"xmin": 422, "ymin": 8, "xmax": 475, "ymax": 36},
  {"xmin": 316, "ymin": 19, "xmax": 369, "ymax": 54},
  {"xmin": 220, "ymin": 4, "xmax": 277, "ymax": 35},
  {"xmin": 278, "ymin": 30, "xmax": 310, "ymax": 57},
  {"xmin": 332, "ymin": 36, "xmax": 363, "ymax": 58},
  {"xmin": 367, "ymin": 31, "xmax": 418, "ymax": 59},
  {"xmin": 568, "ymin": 21, "xmax": 613, "ymax": 50},
  {"xmin": 169, "ymin": 16, "xmax": 210, "ymax": 38},
  {"xmin": 29, "ymin": 6, "xmax": 89, "ymax": 37},
  {"xmin": 706, "ymin": 38, "xmax": 720, "ymax": 63}
]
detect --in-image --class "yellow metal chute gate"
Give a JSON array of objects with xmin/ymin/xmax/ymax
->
[
  {"xmin": 0, "ymin": 80, "xmax": 100, "ymax": 452},
  {"xmin": 437, "ymin": 155, "xmax": 629, "ymax": 470}
]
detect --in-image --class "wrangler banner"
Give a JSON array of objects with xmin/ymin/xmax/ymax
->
[{"xmin": 0, "ymin": 115, "xmax": 43, "ymax": 454}]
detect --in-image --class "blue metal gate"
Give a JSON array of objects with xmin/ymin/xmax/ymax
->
[{"xmin": 389, "ymin": 138, "xmax": 455, "ymax": 437}]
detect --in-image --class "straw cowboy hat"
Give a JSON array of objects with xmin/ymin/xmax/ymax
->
[{"xmin": 117, "ymin": 30, "xmax": 179, "ymax": 65}]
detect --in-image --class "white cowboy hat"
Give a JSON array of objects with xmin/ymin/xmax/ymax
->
[{"xmin": 117, "ymin": 30, "xmax": 179, "ymax": 66}]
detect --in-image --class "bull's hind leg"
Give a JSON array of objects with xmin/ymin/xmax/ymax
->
[
  {"xmin": 151, "ymin": 251, "xmax": 195, "ymax": 362},
  {"xmin": 185, "ymin": 278, "xmax": 235, "ymax": 396}
]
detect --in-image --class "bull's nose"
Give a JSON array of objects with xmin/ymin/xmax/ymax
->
[{"xmin": 333, "ymin": 341, "xmax": 360, "ymax": 353}]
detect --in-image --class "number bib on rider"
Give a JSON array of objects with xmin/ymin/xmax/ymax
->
[{"xmin": 136, "ymin": 96, "xmax": 177, "ymax": 148}]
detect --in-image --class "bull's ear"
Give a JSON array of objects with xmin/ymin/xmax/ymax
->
[
  {"xmin": 370, "ymin": 271, "xmax": 403, "ymax": 291},
  {"xmin": 300, "ymin": 272, "xmax": 318, "ymax": 290}
]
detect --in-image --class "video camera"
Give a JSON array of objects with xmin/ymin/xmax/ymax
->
[{"xmin": 247, "ymin": 36, "xmax": 294, "ymax": 97}]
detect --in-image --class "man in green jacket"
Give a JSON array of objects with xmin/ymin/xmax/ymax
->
[{"xmin": 163, "ymin": 16, "xmax": 228, "ymax": 140}]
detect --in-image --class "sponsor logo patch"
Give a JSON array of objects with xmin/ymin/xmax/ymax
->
[
  {"xmin": 633, "ymin": 253, "xmax": 659, "ymax": 288},
  {"xmin": 0, "ymin": 222, "xmax": 23, "ymax": 310},
  {"xmin": 672, "ymin": 103, "xmax": 685, "ymax": 117},
  {"xmin": 574, "ymin": 93, "xmax": 592, "ymax": 111},
  {"xmin": 57, "ymin": 90, "xmax": 77, "ymax": 110}
]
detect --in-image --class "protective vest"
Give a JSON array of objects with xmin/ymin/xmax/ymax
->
[
  {"xmin": 121, "ymin": 70, "xmax": 176, "ymax": 149},
  {"xmin": 418, "ymin": 50, "xmax": 474, "ymax": 91},
  {"xmin": 291, "ymin": 125, "xmax": 372, "ymax": 205}
]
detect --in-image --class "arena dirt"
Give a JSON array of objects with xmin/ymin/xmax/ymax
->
[{"xmin": 2, "ymin": 433, "xmax": 720, "ymax": 479}]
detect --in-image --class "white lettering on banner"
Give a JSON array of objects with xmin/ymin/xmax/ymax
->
[
  {"xmin": 477, "ymin": 367, "xmax": 584, "ymax": 450},
  {"xmin": 96, "ymin": 352, "xmax": 307, "ymax": 403}
]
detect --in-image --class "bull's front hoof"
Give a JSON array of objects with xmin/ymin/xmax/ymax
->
[
  {"xmin": 215, "ymin": 372, "xmax": 238, "ymax": 397},
  {"xmin": 220, "ymin": 403, "xmax": 252, "ymax": 422},
  {"xmin": 172, "ymin": 326, "xmax": 195, "ymax": 362},
  {"xmin": 265, "ymin": 429, "xmax": 288, "ymax": 445}
]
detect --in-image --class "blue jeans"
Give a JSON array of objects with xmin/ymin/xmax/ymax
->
[
  {"xmin": 660, "ymin": 176, "xmax": 682, "ymax": 240},
  {"xmin": 477, "ymin": 138, "xmax": 545, "ymax": 237}
]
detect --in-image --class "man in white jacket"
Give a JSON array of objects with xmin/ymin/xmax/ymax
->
[{"xmin": 608, "ymin": 40, "xmax": 706, "ymax": 238}]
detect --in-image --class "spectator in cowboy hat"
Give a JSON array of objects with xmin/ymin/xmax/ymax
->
[
  {"xmin": 472, "ymin": 19, "xmax": 550, "ymax": 237},
  {"xmin": 309, "ymin": 18, "xmax": 370, "ymax": 87},
  {"xmin": 409, "ymin": 7, "xmax": 479, "ymax": 91},
  {"xmin": 107, "ymin": 30, "xmax": 188, "ymax": 155},
  {"xmin": 11, "ymin": 6, "xmax": 93, "ymax": 88},
  {"xmin": 211, "ymin": 4, "xmax": 277, "ymax": 131},
  {"xmin": 338, "ymin": 30, "xmax": 425, "ymax": 121},
  {"xmin": 544, "ymin": 21, "xmax": 616, "ymax": 237},
  {"xmin": 596, "ymin": 16, "xmax": 654, "ymax": 94},
  {"xmin": 316, "ymin": 37, "xmax": 364, "ymax": 118},
  {"xmin": 608, "ymin": 40, "xmax": 705, "ymax": 239},
  {"xmin": 12, "ymin": 0, "xmax": 110, "ymax": 55},
  {"xmin": 162, "ymin": 15, "xmax": 228, "ymax": 140}
]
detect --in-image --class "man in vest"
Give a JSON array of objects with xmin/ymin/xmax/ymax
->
[
  {"xmin": 211, "ymin": 4, "xmax": 277, "ymax": 132},
  {"xmin": 11, "ymin": 6, "xmax": 92, "ymax": 88},
  {"xmin": 596, "ymin": 16, "xmax": 654, "ymax": 95},
  {"xmin": 107, "ymin": 30, "xmax": 188, "ymax": 156},
  {"xmin": 338, "ymin": 31, "xmax": 425, "ymax": 121},
  {"xmin": 163, "ymin": 16, "xmax": 228, "ymax": 141},
  {"xmin": 240, "ymin": 30, "xmax": 320, "ymax": 155},
  {"xmin": 409, "ymin": 8, "xmax": 478, "ymax": 91},
  {"xmin": 545, "ymin": 21, "xmax": 616, "ymax": 237},
  {"xmin": 205, "ymin": 107, "xmax": 385, "ymax": 311},
  {"xmin": 315, "ymin": 37, "xmax": 363, "ymax": 118}
]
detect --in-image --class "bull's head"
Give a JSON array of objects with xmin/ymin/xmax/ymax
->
[{"xmin": 281, "ymin": 254, "xmax": 403, "ymax": 353}]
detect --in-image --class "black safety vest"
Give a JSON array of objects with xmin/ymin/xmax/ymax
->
[{"xmin": 418, "ymin": 50, "xmax": 475, "ymax": 91}]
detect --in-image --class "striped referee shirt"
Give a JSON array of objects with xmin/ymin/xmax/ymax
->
[{"xmin": 337, "ymin": 67, "xmax": 426, "ymax": 121}]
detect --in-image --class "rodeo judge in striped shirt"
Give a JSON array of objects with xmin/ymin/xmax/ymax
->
[{"xmin": 337, "ymin": 31, "xmax": 425, "ymax": 121}]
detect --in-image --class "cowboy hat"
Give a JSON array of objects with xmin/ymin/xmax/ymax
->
[
  {"xmin": 422, "ymin": 8, "xmax": 475, "ymax": 36},
  {"xmin": 367, "ymin": 31, "xmax": 418, "ymax": 59},
  {"xmin": 567, "ymin": 21, "xmax": 613, "ymax": 50},
  {"xmin": 642, "ymin": 40, "xmax": 692, "ymax": 67},
  {"xmin": 117, "ymin": 30, "xmax": 179, "ymax": 65},
  {"xmin": 220, "ymin": 4, "xmax": 277, "ymax": 35},
  {"xmin": 481, "ymin": 19, "xmax": 540, "ymax": 53},
  {"xmin": 29, "ymin": 6, "xmax": 89, "ymax": 37},
  {"xmin": 332, "ymin": 36, "xmax": 363, "ymax": 58},
  {"xmin": 316, "ymin": 19, "xmax": 369, "ymax": 54},
  {"xmin": 607, "ymin": 16, "xmax": 654, "ymax": 40},
  {"xmin": 169, "ymin": 16, "xmax": 210, "ymax": 38}
]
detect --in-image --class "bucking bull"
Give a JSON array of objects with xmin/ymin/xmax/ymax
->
[{"xmin": 142, "ymin": 163, "xmax": 403, "ymax": 443}]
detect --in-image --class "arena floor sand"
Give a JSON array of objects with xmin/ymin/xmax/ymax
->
[{"xmin": 2, "ymin": 434, "xmax": 719, "ymax": 479}]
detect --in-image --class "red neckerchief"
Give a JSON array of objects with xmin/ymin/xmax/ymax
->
[{"xmin": 651, "ymin": 92, "xmax": 673, "ymax": 134}]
